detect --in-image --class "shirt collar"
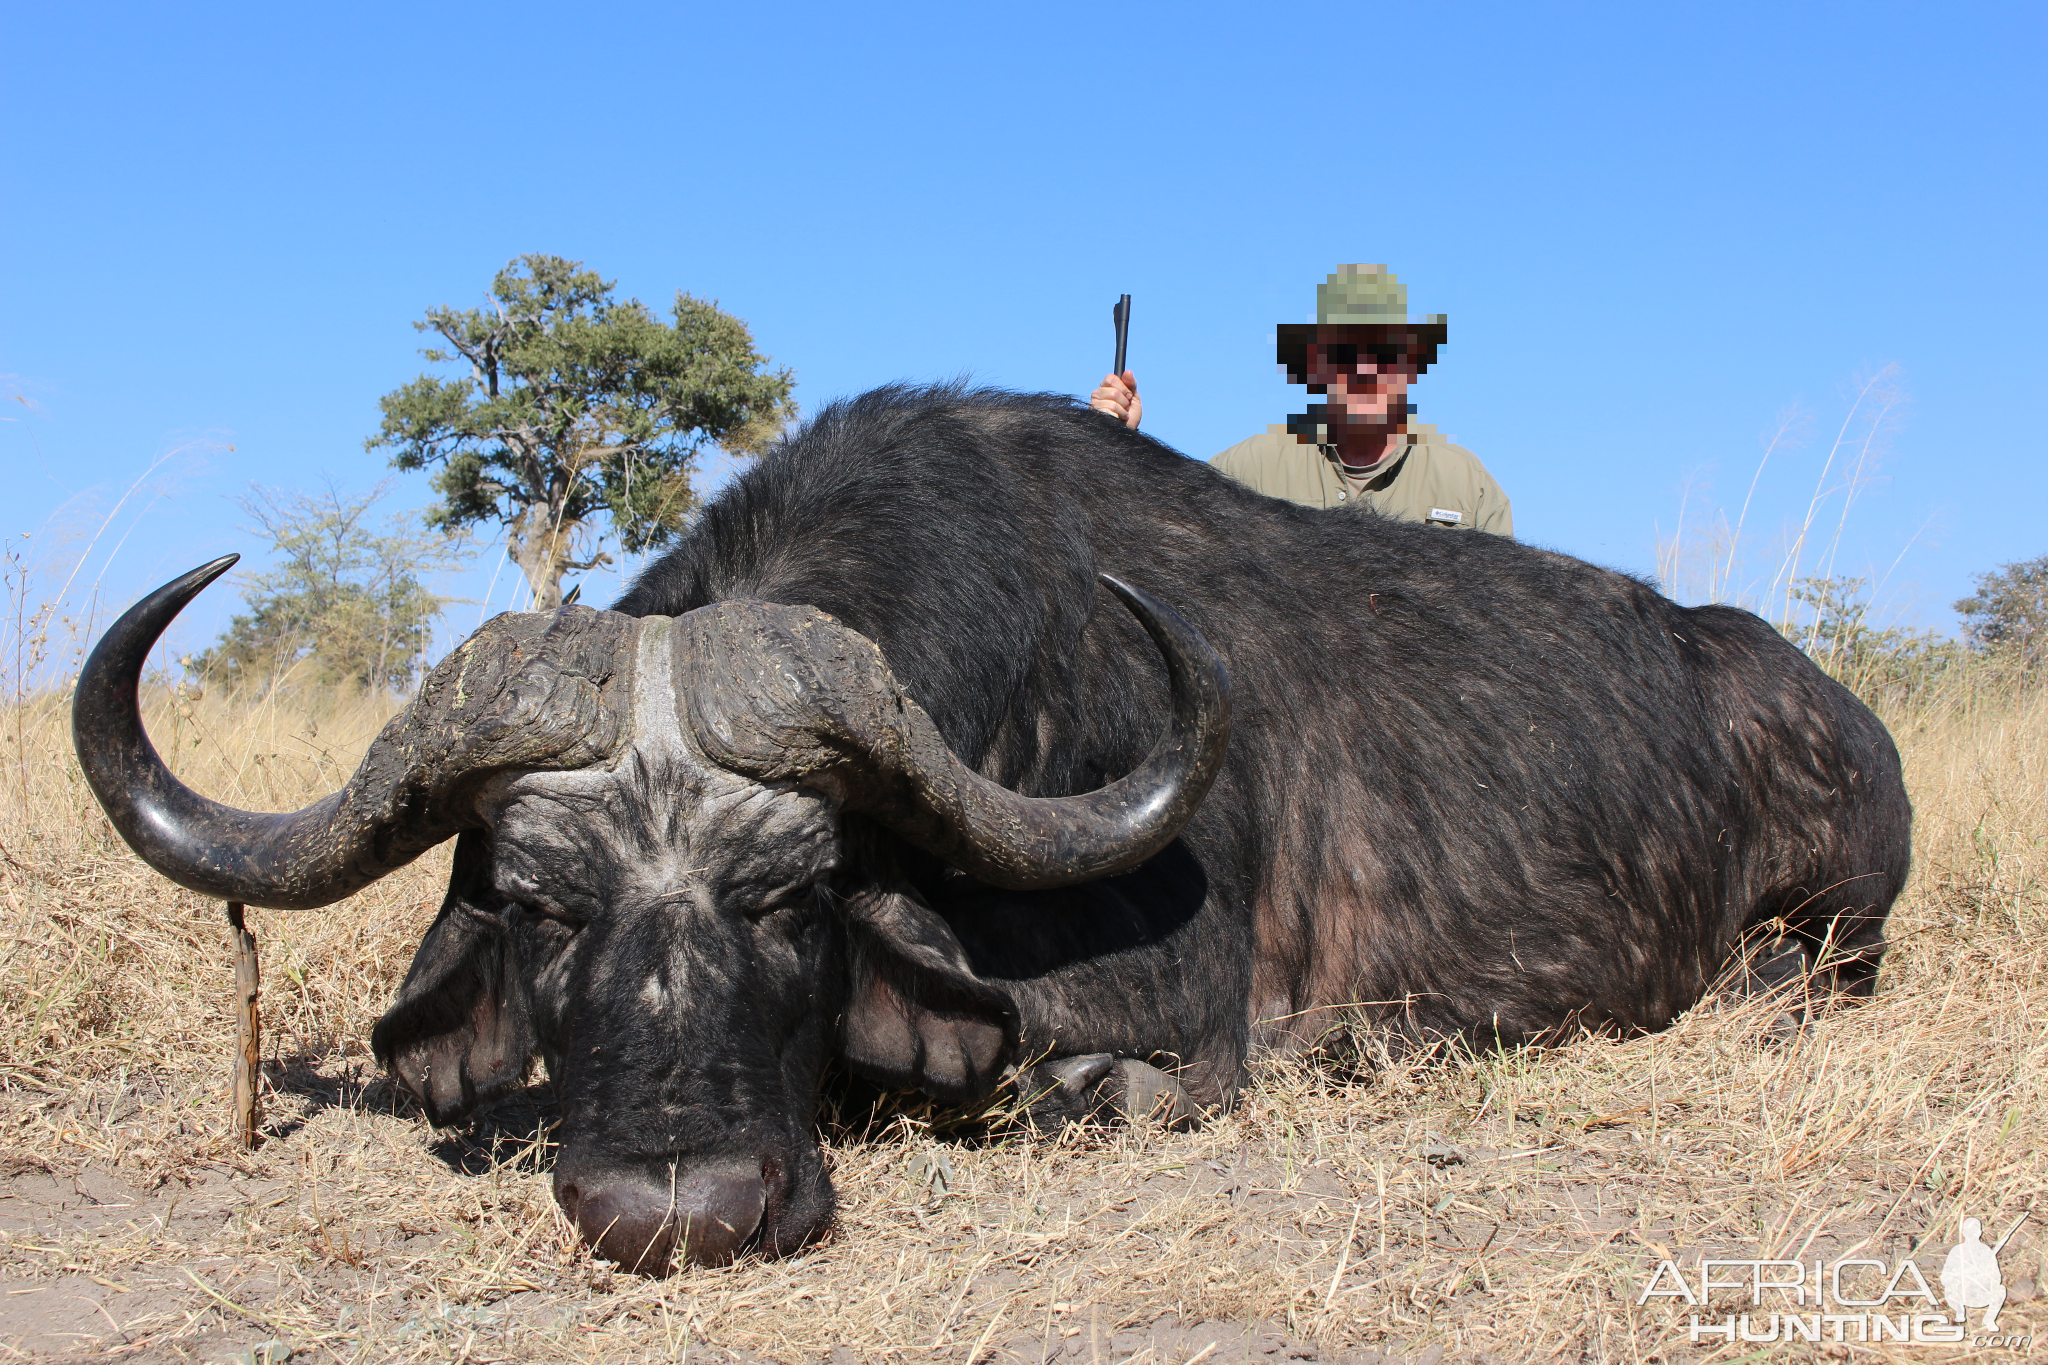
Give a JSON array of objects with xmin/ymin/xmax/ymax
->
[{"xmin": 1318, "ymin": 427, "xmax": 1415, "ymax": 486}]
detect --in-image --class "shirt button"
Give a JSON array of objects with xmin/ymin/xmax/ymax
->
[{"xmin": 1337, "ymin": 491, "xmax": 1347, "ymax": 500}]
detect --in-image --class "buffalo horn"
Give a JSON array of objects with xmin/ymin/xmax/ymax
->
[
  {"xmin": 681, "ymin": 574, "xmax": 1231, "ymax": 890},
  {"xmin": 72, "ymin": 557, "xmax": 635, "ymax": 910}
]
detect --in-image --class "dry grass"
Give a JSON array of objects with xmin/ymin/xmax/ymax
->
[{"xmin": 0, "ymin": 671, "xmax": 2042, "ymax": 1363}]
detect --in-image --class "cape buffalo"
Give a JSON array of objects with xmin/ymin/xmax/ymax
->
[{"xmin": 74, "ymin": 384, "xmax": 1911, "ymax": 1272}]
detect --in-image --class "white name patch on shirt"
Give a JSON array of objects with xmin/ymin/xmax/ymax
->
[{"xmin": 1428, "ymin": 508, "xmax": 1464, "ymax": 524}]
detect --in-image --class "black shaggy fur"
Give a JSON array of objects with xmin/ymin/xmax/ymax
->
[
  {"xmin": 372, "ymin": 383, "xmax": 1910, "ymax": 1262},
  {"xmin": 615, "ymin": 384, "xmax": 1909, "ymax": 1093}
]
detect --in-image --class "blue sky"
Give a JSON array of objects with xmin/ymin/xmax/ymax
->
[{"xmin": 5, "ymin": 1, "xmax": 2043, "ymax": 668}]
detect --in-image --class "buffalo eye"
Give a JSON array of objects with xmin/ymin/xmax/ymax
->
[
  {"xmin": 508, "ymin": 896, "xmax": 586, "ymax": 929},
  {"xmin": 742, "ymin": 875, "xmax": 830, "ymax": 920}
]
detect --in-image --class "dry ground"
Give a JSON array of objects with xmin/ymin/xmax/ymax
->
[{"xmin": 0, "ymin": 670, "xmax": 2041, "ymax": 1364}]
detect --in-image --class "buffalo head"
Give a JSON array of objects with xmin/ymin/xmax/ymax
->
[{"xmin": 73, "ymin": 557, "xmax": 1228, "ymax": 1271}]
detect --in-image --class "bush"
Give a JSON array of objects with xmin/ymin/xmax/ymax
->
[
  {"xmin": 1955, "ymin": 554, "xmax": 2048, "ymax": 668},
  {"xmin": 191, "ymin": 484, "xmax": 467, "ymax": 694}
]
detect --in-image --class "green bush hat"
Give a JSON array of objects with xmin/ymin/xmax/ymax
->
[{"xmin": 1277, "ymin": 264, "xmax": 1448, "ymax": 382}]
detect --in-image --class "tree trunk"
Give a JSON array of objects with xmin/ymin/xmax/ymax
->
[{"xmin": 507, "ymin": 507, "xmax": 573, "ymax": 611}]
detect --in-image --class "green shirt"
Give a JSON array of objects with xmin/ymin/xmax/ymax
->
[{"xmin": 1209, "ymin": 422, "xmax": 1513, "ymax": 536}]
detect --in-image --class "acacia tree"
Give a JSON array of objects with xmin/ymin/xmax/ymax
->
[{"xmin": 367, "ymin": 255, "xmax": 796, "ymax": 609}]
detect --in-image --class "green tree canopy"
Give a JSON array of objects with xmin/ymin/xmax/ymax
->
[
  {"xmin": 192, "ymin": 484, "xmax": 465, "ymax": 694},
  {"xmin": 366, "ymin": 254, "xmax": 796, "ymax": 609},
  {"xmin": 1955, "ymin": 554, "xmax": 2048, "ymax": 667}
]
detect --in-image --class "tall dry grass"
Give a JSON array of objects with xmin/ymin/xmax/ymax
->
[{"xmin": 0, "ymin": 660, "xmax": 2041, "ymax": 1362}]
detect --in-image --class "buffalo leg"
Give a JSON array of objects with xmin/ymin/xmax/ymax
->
[{"xmin": 1022, "ymin": 1053, "xmax": 1199, "ymax": 1130}]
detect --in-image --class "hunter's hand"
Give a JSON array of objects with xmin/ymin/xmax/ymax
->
[{"xmin": 1089, "ymin": 371, "xmax": 1141, "ymax": 429}]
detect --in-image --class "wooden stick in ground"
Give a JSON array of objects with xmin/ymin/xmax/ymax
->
[{"xmin": 226, "ymin": 901, "xmax": 260, "ymax": 1148}]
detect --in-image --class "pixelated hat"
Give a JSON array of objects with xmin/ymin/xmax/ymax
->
[
  {"xmin": 1277, "ymin": 265, "xmax": 1447, "ymax": 379},
  {"xmin": 1312, "ymin": 264, "xmax": 1444, "ymax": 328}
]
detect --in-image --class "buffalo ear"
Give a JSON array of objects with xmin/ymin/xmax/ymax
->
[
  {"xmin": 369, "ymin": 832, "xmax": 536, "ymax": 1126},
  {"xmin": 838, "ymin": 883, "xmax": 1019, "ymax": 1105}
]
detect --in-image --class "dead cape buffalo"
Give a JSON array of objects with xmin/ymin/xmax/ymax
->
[{"xmin": 74, "ymin": 384, "xmax": 1910, "ymax": 1272}]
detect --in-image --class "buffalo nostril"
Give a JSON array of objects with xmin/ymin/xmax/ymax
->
[
  {"xmin": 561, "ymin": 1162, "xmax": 766, "ymax": 1273},
  {"xmin": 672, "ymin": 1165, "xmax": 768, "ymax": 1266}
]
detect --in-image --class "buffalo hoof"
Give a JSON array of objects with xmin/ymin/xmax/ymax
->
[
  {"xmin": 1109, "ymin": 1058, "xmax": 1200, "ymax": 1128},
  {"xmin": 1024, "ymin": 1053, "xmax": 1200, "ymax": 1131},
  {"xmin": 1728, "ymin": 933, "xmax": 1812, "ymax": 997},
  {"xmin": 555, "ymin": 1160, "xmax": 766, "ymax": 1272},
  {"xmin": 1725, "ymin": 932, "xmax": 1818, "ymax": 1037}
]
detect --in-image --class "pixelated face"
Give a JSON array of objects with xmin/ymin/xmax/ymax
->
[{"xmin": 1302, "ymin": 341, "xmax": 1419, "ymax": 433}]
